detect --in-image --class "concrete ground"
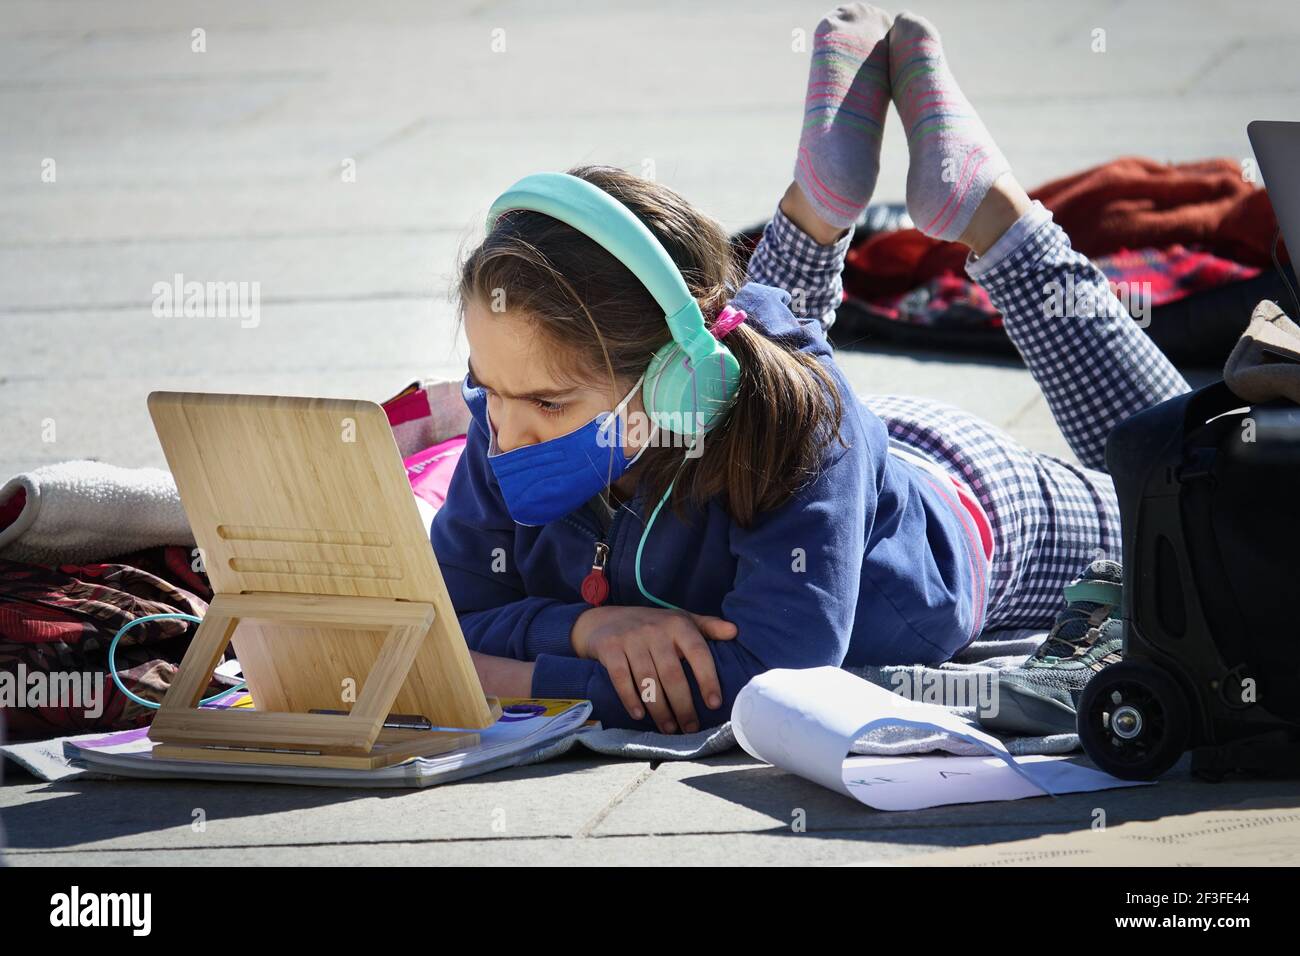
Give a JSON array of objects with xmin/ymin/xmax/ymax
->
[{"xmin": 2, "ymin": 0, "xmax": 1298, "ymax": 865}]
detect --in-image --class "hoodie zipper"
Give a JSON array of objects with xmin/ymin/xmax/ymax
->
[
  {"xmin": 581, "ymin": 541, "xmax": 610, "ymax": 606},
  {"xmin": 564, "ymin": 507, "xmax": 625, "ymax": 607}
]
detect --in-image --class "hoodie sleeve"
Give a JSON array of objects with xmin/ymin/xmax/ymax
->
[
  {"xmin": 530, "ymin": 428, "xmax": 873, "ymax": 729},
  {"xmin": 429, "ymin": 415, "xmax": 587, "ymax": 662}
]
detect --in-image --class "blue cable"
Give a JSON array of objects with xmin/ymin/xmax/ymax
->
[{"xmin": 108, "ymin": 612, "xmax": 247, "ymax": 710}]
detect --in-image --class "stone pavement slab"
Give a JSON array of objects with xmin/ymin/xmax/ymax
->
[
  {"xmin": 1, "ymin": 754, "xmax": 650, "ymax": 855},
  {"xmin": 5, "ymin": 750, "xmax": 1297, "ymax": 865}
]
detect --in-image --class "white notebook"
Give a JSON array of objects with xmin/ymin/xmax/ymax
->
[{"xmin": 731, "ymin": 666, "xmax": 1148, "ymax": 811}]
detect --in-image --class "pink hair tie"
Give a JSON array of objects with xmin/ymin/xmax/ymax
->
[{"xmin": 710, "ymin": 305, "xmax": 747, "ymax": 339}]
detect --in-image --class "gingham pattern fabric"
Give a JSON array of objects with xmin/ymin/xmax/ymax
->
[
  {"xmin": 972, "ymin": 210, "xmax": 1191, "ymax": 471},
  {"xmin": 744, "ymin": 202, "xmax": 856, "ymax": 329},
  {"xmin": 744, "ymin": 202, "xmax": 1191, "ymax": 629}
]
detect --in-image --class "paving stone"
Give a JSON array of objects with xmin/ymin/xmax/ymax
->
[{"xmin": 0, "ymin": 753, "xmax": 651, "ymax": 852}]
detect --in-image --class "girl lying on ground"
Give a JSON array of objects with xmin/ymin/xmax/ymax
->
[{"xmin": 432, "ymin": 5, "xmax": 1189, "ymax": 734}]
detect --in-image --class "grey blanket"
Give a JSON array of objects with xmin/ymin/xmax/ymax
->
[{"xmin": 530, "ymin": 628, "xmax": 1075, "ymax": 763}]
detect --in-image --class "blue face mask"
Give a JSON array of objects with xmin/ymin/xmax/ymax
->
[{"xmin": 465, "ymin": 372, "xmax": 652, "ymax": 527}]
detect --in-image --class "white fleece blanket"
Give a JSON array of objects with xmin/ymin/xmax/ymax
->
[
  {"xmin": 0, "ymin": 460, "xmax": 194, "ymax": 565},
  {"xmin": 0, "ymin": 381, "xmax": 470, "ymax": 567}
]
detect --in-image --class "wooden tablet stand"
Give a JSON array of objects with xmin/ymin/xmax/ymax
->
[{"xmin": 146, "ymin": 392, "xmax": 500, "ymax": 770}]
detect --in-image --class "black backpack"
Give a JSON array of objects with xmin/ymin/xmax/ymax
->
[{"xmin": 1078, "ymin": 380, "xmax": 1300, "ymax": 779}]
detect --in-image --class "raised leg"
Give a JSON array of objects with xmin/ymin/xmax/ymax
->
[
  {"xmin": 887, "ymin": 9, "xmax": 1192, "ymax": 470},
  {"xmin": 744, "ymin": 186, "xmax": 856, "ymax": 332},
  {"xmin": 968, "ymin": 204, "xmax": 1191, "ymax": 470},
  {"xmin": 747, "ymin": 4, "xmax": 894, "ymax": 331}
]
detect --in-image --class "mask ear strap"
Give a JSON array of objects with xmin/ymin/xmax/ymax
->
[
  {"xmin": 600, "ymin": 372, "xmax": 648, "ymax": 444},
  {"xmin": 615, "ymin": 372, "xmax": 647, "ymax": 415}
]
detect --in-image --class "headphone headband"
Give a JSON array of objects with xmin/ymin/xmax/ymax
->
[{"xmin": 486, "ymin": 172, "xmax": 713, "ymax": 363}]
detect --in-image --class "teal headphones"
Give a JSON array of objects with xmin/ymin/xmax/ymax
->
[{"xmin": 485, "ymin": 171, "xmax": 741, "ymax": 437}]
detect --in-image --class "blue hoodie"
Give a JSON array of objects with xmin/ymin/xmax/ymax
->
[{"xmin": 429, "ymin": 281, "xmax": 988, "ymax": 730}]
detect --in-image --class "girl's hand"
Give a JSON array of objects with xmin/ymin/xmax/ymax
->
[{"xmin": 570, "ymin": 605, "xmax": 738, "ymax": 734}]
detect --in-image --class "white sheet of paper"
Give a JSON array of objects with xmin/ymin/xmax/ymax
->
[
  {"xmin": 732, "ymin": 666, "xmax": 1148, "ymax": 810},
  {"xmin": 842, "ymin": 753, "xmax": 1144, "ymax": 811}
]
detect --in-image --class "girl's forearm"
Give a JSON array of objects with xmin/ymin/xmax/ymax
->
[{"xmin": 469, "ymin": 650, "xmax": 536, "ymax": 699}]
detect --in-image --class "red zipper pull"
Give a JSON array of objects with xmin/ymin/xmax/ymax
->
[{"xmin": 581, "ymin": 541, "xmax": 610, "ymax": 606}]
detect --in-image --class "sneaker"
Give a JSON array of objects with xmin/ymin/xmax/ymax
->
[{"xmin": 979, "ymin": 559, "xmax": 1125, "ymax": 736}]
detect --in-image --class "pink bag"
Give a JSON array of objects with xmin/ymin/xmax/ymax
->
[
  {"xmin": 382, "ymin": 379, "xmax": 471, "ymax": 513},
  {"xmin": 403, "ymin": 436, "xmax": 466, "ymax": 510}
]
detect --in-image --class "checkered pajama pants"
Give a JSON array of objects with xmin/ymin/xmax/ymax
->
[{"xmin": 744, "ymin": 203, "xmax": 1191, "ymax": 630}]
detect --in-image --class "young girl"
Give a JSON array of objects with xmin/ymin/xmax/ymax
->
[{"xmin": 431, "ymin": 5, "xmax": 1190, "ymax": 735}]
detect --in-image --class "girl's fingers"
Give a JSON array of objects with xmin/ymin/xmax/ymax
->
[
  {"xmin": 677, "ymin": 634, "xmax": 724, "ymax": 712},
  {"xmin": 599, "ymin": 649, "xmax": 645, "ymax": 721},
  {"xmin": 688, "ymin": 613, "xmax": 738, "ymax": 641},
  {"xmin": 626, "ymin": 645, "xmax": 676, "ymax": 733},
  {"xmin": 649, "ymin": 643, "xmax": 699, "ymax": 734}
]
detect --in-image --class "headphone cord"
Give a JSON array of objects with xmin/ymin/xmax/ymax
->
[
  {"xmin": 108, "ymin": 612, "xmax": 247, "ymax": 710},
  {"xmin": 633, "ymin": 433, "xmax": 703, "ymax": 611}
]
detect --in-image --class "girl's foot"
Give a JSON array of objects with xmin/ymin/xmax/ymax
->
[
  {"xmin": 890, "ymin": 11, "xmax": 1011, "ymax": 242},
  {"xmin": 792, "ymin": 3, "xmax": 894, "ymax": 230}
]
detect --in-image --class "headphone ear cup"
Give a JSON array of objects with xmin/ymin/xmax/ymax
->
[{"xmin": 643, "ymin": 339, "xmax": 741, "ymax": 436}]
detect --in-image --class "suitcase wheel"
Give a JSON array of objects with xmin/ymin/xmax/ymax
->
[{"xmin": 1078, "ymin": 660, "xmax": 1191, "ymax": 780}]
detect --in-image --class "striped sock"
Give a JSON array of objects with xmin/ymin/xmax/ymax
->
[
  {"xmin": 793, "ymin": 4, "xmax": 894, "ymax": 230},
  {"xmin": 891, "ymin": 11, "xmax": 1010, "ymax": 241}
]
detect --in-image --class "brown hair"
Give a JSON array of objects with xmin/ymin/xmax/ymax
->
[{"xmin": 454, "ymin": 164, "xmax": 846, "ymax": 528}]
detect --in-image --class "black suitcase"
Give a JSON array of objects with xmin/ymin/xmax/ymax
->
[{"xmin": 1078, "ymin": 380, "xmax": 1300, "ymax": 780}]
